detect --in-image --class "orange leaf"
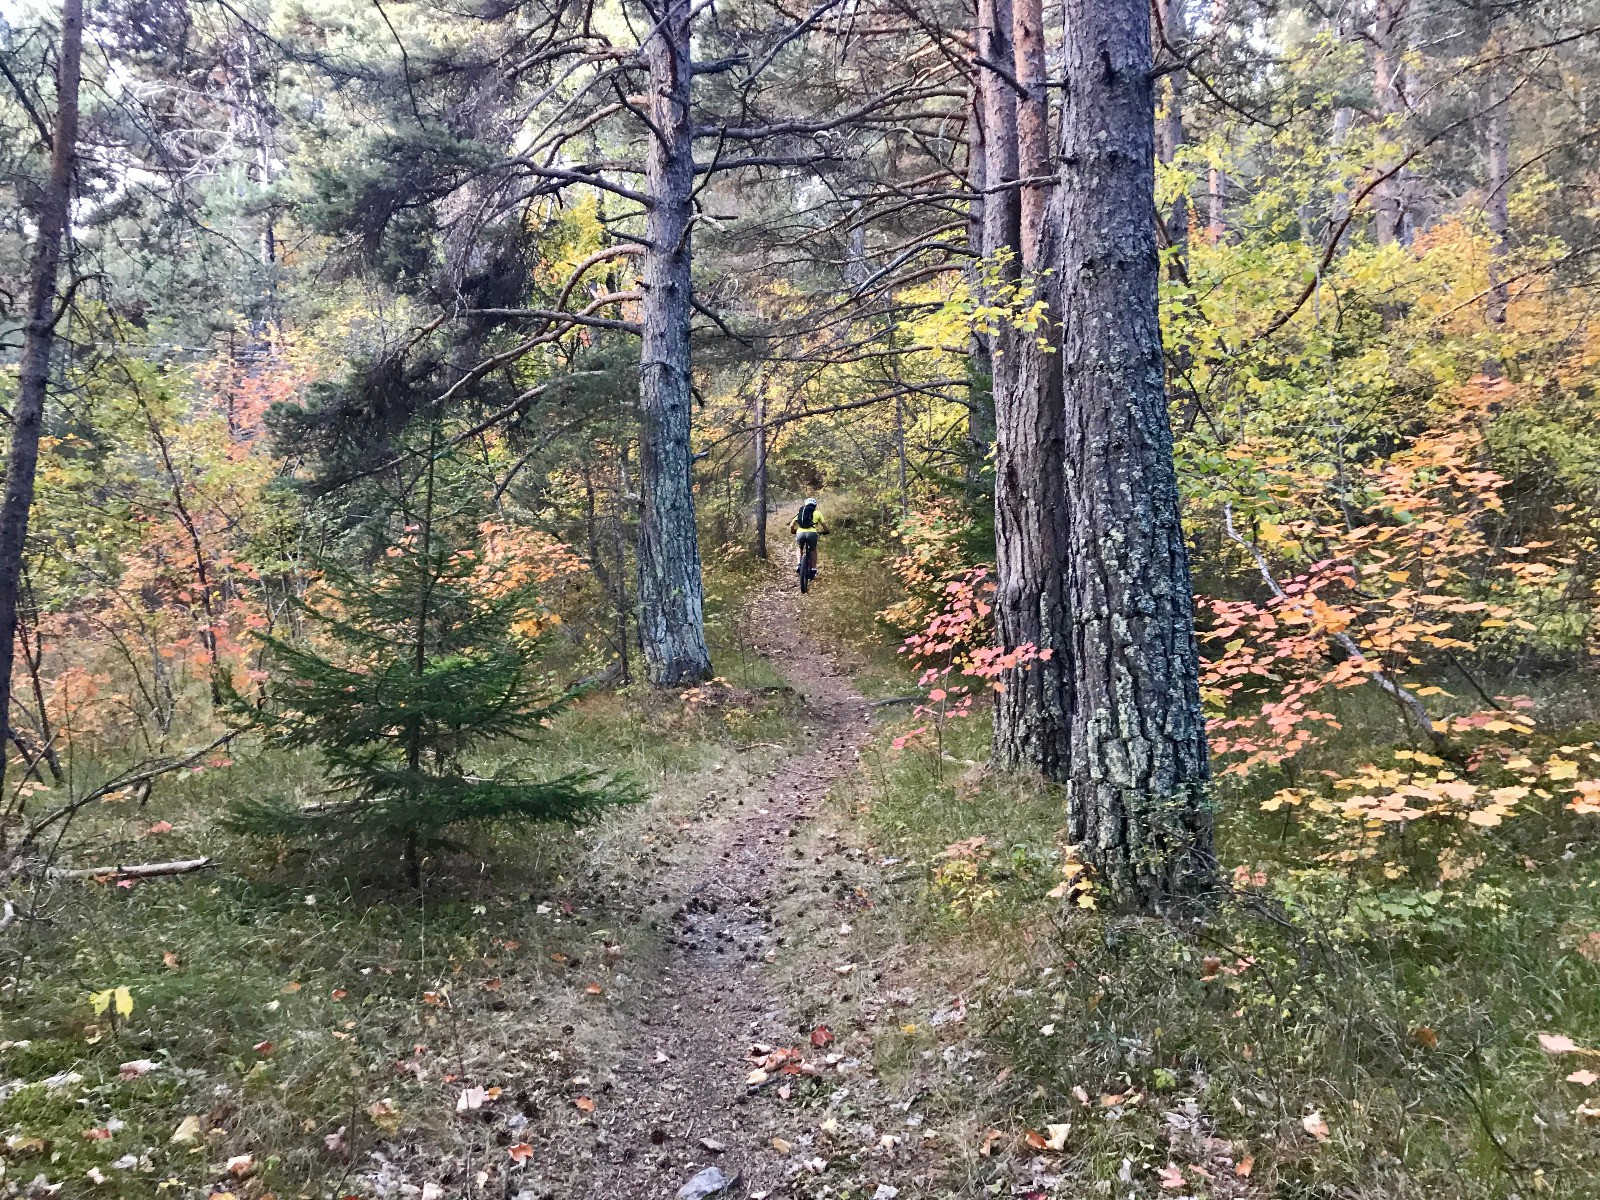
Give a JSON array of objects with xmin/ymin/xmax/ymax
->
[
  {"xmin": 508, "ymin": 1142, "xmax": 533, "ymax": 1164},
  {"xmin": 574, "ymin": 1096, "xmax": 596, "ymax": 1114}
]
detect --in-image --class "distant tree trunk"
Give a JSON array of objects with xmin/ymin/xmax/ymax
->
[
  {"xmin": 1055, "ymin": 0, "xmax": 1214, "ymax": 911},
  {"xmin": 1485, "ymin": 68, "xmax": 1510, "ymax": 325},
  {"xmin": 1205, "ymin": 166, "xmax": 1226, "ymax": 242},
  {"xmin": 753, "ymin": 384, "xmax": 769, "ymax": 558},
  {"xmin": 964, "ymin": 80, "xmax": 995, "ymax": 485},
  {"xmin": 979, "ymin": 0, "xmax": 1021, "ymax": 272},
  {"xmin": 1372, "ymin": 0, "xmax": 1412, "ymax": 246},
  {"xmin": 613, "ymin": 445, "xmax": 634, "ymax": 685},
  {"xmin": 0, "ymin": 0, "xmax": 84, "ymax": 806},
  {"xmin": 636, "ymin": 0, "xmax": 712, "ymax": 685},
  {"xmin": 1013, "ymin": 0, "xmax": 1050, "ymax": 268},
  {"xmin": 992, "ymin": 0, "xmax": 1071, "ymax": 774},
  {"xmin": 1153, "ymin": 0, "xmax": 1189, "ymax": 253},
  {"xmin": 894, "ymin": 392, "xmax": 910, "ymax": 515}
]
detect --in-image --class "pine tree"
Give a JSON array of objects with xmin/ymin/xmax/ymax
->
[{"xmin": 226, "ymin": 451, "xmax": 635, "ymax": 884}]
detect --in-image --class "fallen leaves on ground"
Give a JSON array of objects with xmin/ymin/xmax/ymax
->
[
  {"xmin": 1302, "ymin": 1111, "xmax": 1330, "ymax": 1141},
  {"xmin": 1538, "ymin": 1032, "xmax": 1600, "ymax": 1056},
  {"xmin": 456, "ymin": 1086, "xmax": 500, "ymax": 1112}
]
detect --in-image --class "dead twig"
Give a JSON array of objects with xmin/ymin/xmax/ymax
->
[{"xmin": 49, "ymin": 856, "xmax": 214, "ymax": 881}]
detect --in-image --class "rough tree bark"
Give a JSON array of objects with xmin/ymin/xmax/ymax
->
[
  {"xmin": 636, "ymin": 0, "xmax": 713, "ymax": 685},
  {"xmin": 0, "ymin": 0, "xmax": 85, "ymax": 804},
  {"xmin": 1055, "ymin": 0, "xmax": 1214, "ymax": 911},
  {"xmin": 991, "ymin": 0, "xmax": 1071, "ymax": 774}
]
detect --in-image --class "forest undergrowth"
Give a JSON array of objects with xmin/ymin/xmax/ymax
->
[
  {"xmin": 806, "ymin": 535, "xmax": 1600, "ymax": 1200},
  {"xmin": 3, "ymin": 527, "xmax": 1600, "ymax": 1200},
  {"xmin": 0, "ymin": 563, "xmax": 810, "ymax": 1199}
]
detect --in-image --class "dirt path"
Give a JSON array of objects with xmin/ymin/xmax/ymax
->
[{"xmin": 565, "ymin": 568, "xmax": 882, "ymax": 1198}]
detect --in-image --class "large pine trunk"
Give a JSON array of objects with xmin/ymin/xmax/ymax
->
[
  {"xmin": 0, "ymin": 0, "xmax": 84, "ymax": 803},
  {"xmin": 991, "ymin": 0, "xmax": 1071, "ymax": 774},
  {"xmin": 636, "ymin": 0, "xmax": 713, "ymax": 686},
  {"xmin": 1056, "ymin": 0, "xmax": 1214, "ymax": 911}
]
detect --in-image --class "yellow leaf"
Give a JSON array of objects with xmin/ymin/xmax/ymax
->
[{"xmin": 1547, "ymin": 758, "xmax": 1580, "ymax": 781}]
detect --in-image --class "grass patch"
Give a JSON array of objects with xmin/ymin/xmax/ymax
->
[
  {"xmin": 1, "ymin": 557, "xmax": 805, "ymax": 1199},
  {"xmin": 840, "ymin": 707, "xmax": 1600, "ymax": 1198}
]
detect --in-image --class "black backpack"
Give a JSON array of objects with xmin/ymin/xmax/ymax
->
[{"xmin": 796, "ymin": 500, "xmax": 817, "ymax": 529}]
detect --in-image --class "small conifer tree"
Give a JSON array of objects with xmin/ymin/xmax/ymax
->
[{"xmin": 227, "ymin": 449, "xmax": 634, "ymax": 884}]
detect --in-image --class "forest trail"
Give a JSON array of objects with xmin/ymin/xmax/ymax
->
[{"xmin": 557, "ymin": 565, "xmax": 900, "ymax": 1199}]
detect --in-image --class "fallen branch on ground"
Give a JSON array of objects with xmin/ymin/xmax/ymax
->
[{"xmin": 49, "ymin": 856, "xmax": 214, "ymax": 881}]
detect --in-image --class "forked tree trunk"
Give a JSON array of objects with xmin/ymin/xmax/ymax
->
[
  {"xmin": 992, "ymin": 0, "xmax": 1071, "ymax": 774},
  {"xmin": 1056, "ymin": 0, "xmax": 1214, "ymax": 911},
  {"xmin": 636, "ymin": 0, "xmax": 713, "ymax": 685},
  {"xmin": 0, "ymin": 0, "xmax": 85, "ymax": 804}
]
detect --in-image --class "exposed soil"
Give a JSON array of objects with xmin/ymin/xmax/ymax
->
[{"xmin": 528, "ymin": 566, "xmax": 934, "ymax": 1199}]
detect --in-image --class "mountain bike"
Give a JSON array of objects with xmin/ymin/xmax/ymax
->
[{"xmin": 797, "ymin": 534, "xmax": 819, "ymax": 593}]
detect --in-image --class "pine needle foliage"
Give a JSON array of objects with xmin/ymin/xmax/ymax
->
[{"xmin": 225, "ymin": 453, "xmax": 636, "ymax": 883}]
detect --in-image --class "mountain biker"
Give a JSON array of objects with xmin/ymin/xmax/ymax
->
[{"xmin": 790, "ymin": 497, "xmax": 829, "ymax": 578}]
